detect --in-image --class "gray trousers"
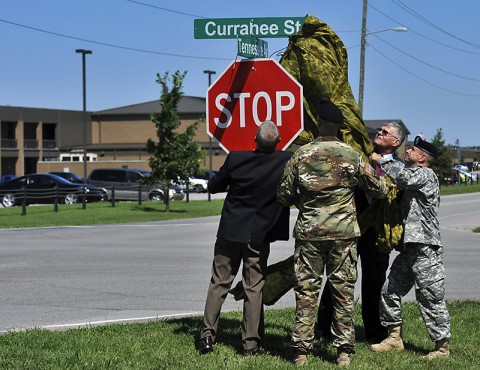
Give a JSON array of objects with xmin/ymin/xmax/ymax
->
[
  {"xmin": 380, "ymin": 243, "xmax": 451, "ymax": 342},
  {"xmin": 201, "ymin": 238, "xmax": 269, "ymax": 350}
]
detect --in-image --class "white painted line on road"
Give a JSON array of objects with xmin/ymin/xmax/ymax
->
[
  {"xmin": 0, "ymin": 311, "xmax": 220, "ymax": 335},
  {"xmin": 0, "ymin": 223, "xmax": 203, "ymax": 231},
  {"xmin": 39, "ymin": 311, "xmax": 204, "ymax": 331}
]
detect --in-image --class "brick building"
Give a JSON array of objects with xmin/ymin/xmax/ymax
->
[{"xmin": 1, "ymin": 98, "xmax": 414, "ymax": 178}]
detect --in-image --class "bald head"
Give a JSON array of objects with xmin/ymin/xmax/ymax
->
[{"xmin": 255, "ymin": 121, "xmax": 280, "ymax": 152}]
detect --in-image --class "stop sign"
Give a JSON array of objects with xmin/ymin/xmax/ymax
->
[{"xmin": 206, "ymin": 59, "xmax": 303, "ymax": 153}]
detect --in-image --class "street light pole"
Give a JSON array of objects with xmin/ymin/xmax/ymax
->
[
  {"xmin": 358, "ymin": 0, "xmax": 368, "ymax": 115},
  {"xmin": 204, "ymin": 70, "xmax": 216, "ymax": 202},
  {"xmin": 76, "ymin": 49, "xmax": 92, "ymax": 209},
  {"xmin": 358, "ymin": 0, "xmax": 407, "ymax": 114}
]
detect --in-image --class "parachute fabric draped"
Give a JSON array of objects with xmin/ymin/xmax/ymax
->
[{"xmin": 279, "ymin": 14, "xmax": 373, "ymax": 159}]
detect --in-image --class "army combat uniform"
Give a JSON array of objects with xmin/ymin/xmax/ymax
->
[
  {"xmin": 277, "ymin": 137, "xmax": 388, "ymax": 354},
  {"xmin": 376, "ymin": 158, "xmax": 451, "ymax": 343}
]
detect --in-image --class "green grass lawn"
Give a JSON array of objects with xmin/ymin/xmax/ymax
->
[
  {"xmin": 0, "ymin": 199, "xmax": 225, "ymax": 228},
  {"xmin": 440, "ymin": 182, "xmax": 480, "ymax": 195},
  {"xmin": 0, "ymin": 301, "xmax": 477, "ymax": 369}
]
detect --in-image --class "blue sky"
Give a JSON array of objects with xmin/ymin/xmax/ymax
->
[{"xmin": 1, "ymin": 0, "xmax": 479, "ymax": 147}]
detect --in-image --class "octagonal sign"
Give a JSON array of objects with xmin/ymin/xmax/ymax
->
[{"xmin": 206, "ymin": 59, "xmax": 303, "ymax": 153}]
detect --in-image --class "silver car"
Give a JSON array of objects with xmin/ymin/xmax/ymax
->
[{"xmin": 87, "ymin": 168, "xmax": 184, "ymax": 201}]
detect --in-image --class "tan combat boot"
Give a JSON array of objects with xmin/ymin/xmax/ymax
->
[
  {"xmin": 293, "ymin": 350, "xmax": 308, "ymax": 366},
  {"xmin": 370, "ymin": 325, "xmax": 404, "ymax": 352},
  {"xmin": 336, "ymin": 350, "xmax": 350, "ymax": 367},
  {"xmin": 424, "ymin": 339, "xmax": 449, "ymax": 359}
]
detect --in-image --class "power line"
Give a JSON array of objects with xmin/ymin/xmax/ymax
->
[
  {"xmin": 369, "ymin": 44, "xmax": 480, "ymax": 97},
  {"xmin": 371, "ymin": 34, "xmax": 480, "ymax": 82},
  {"xmin": 0, "ymin": 18, "xmax": 230, "ymax": 61},
  {"xmin": 126, "ymin": 0, "xmax": 205, "ymax": 19},
  {"xmin": 391, "ymin": 0, "xmax": 480, "ymax": 49},
  {"xmin": 369, "ymin": 2, "xmax": 480, "ymax": 55}
]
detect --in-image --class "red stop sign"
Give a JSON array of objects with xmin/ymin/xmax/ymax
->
[{"xmin": 206, "ymin": 59, "xmax": 303, "ymax": 153}]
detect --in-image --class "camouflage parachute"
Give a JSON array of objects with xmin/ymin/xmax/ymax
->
[{"xmin": 280, "ymin": 14, "xmax": 373, "ymax": 159}]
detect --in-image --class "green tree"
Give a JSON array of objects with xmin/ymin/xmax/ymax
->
[
  {"xmin": 430, "ymin": 128, "xmax": 453, "ymax": 186},
  {"xmin": 145, "ymin": 71, "xmax": 203, "ymax": 211}
]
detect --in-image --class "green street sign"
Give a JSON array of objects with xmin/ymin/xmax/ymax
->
[
  {"xmin": 237, "ymin": 37, "xmax": 268, "ymax": 59},
  {"xmin": 194, "ymin": 17, "xmax": 305, "ymax": 39}
]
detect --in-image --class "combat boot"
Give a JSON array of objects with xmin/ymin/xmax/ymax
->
[
  {"xmin": 293, "ymin": 349, "xmax": 308, "ymax": 366},
  {"xmin": 424, "ymin": 339, "xmax": 449, "ymax": 359},
  {"xmin": 370, "ymin": 325, "xmax": 404, "ymax": 352},
  {"xmin": 336, "ymin": 350, "xmax": 350, "ymax": 367}
]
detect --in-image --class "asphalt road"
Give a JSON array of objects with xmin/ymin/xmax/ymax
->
[{"xmin": 0, "ymin": 192, "xmax": 479, "ymax": 333}]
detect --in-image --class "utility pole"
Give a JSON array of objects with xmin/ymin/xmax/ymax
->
[
  {"xmin": 75, "ymin": 49, "xmax": 92, "ymax": 209},
  {"xmin": 358, "ymin": 0, "xmax": 368, "ymax": 115}
]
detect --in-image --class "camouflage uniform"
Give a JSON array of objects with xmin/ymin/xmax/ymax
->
[
  {"xmin": 377, "ymin": 158, "xmax": 451, "ymax": 342},
  {"xmin": 277, "ymin": 137, "xmax": 388, "ymax": 353}
]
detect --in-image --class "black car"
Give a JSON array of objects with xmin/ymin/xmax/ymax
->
[
  {"xmin": 49, "ymin": 171, "xmax": 84, "ymax": 184},
  {"xmin": 0, "ymin": 173, "xmax": 105, "ymax": 208},
  {"xmin": 0, "ymin": 175, "xmax": 17, "ymax": 184}
]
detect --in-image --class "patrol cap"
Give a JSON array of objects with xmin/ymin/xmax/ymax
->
[
  {"xmin": 317, "ymin": 99, "xmax": 344, "ymax": 124},
  {"xmin": 414, "ymin": 135, "xmax": 438, "ymax": 158}
]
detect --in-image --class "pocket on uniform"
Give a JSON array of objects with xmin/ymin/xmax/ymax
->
[
  {"xmin": 414, "ymin": 246, "xmax": 445, "ymax": 288},
  {"xmin": 335, "ymin": 245, "xmax": 358, "ymax": 283}
]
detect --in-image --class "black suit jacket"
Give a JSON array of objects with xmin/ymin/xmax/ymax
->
[{"xmin": 209, "ymin": 149, "xmax": 292, "ymax": 245}]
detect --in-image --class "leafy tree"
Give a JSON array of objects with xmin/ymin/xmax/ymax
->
[
  {"xmin": 145, "ymin": 71, "xmax": 203, "ymax": 211},
  {"xmin": 430, "ymin": 128, "xmax": 453, "ymax": 186}
]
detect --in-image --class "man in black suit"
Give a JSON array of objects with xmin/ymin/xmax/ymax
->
[{"xmin": 199, "ymin": 120, "xmax": 292, "ymax": 355}]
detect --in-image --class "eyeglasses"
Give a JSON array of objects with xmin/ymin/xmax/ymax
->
[{"xmin": 376, "ymin": 128, "xmax": 399, "ymax": 140}]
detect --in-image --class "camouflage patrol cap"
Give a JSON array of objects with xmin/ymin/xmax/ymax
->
[
  {"xmin": 317, "ymin": 99, "xmax": 344, "ymax": 124},
  {"xmin": 414, "ymin": 135, "xmax": 438, "ymax": 158}
]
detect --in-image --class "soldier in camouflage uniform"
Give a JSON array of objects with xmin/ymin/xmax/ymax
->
[
  {"xmin": 277, "ymin": 100, "xmax": 389, "ymax": 367},
  {"xmin": 316, "ymin": 122, "xmax": 407, "ymax": 345},
  {"xmin": 370, "ymin": 136, "xmax": 451, "ymax": 359}
]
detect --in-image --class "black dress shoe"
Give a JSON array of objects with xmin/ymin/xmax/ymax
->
[
  {"xmin": 243, "ymin": 346, "xmax": 265, "ymax": 356},
  {"xmin": 199, "ymin": 336, "xmax": 214, "ymax": 354}
]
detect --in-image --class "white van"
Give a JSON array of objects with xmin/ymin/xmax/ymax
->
[{"xmin": 60, "ymin": 153, "xmax": 97, "ymax": 162}]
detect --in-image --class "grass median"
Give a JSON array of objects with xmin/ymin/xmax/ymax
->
[
  {"xmin": 0, "ymin": 183, "xmax": 479, "ymax": 229},
  {"xmin": 0, "ymin": 301, "xmax": 478, "ymax": 369},
  {"xmin": 440, "ymin": 182, "xmax": 480, "ymax": 195},
  {"xmin": 0, "ymin": 199, "xmax": 225, "ymax": 228}
]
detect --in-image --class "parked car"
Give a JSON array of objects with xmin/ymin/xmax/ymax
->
[
  {"xmin": 0, "ymin": 175, "xmax": 17, "ymax": 184},
  {"xmin": 453, "ymin": 167, "xmax": 478, "ymax": 183},
  {"xmin": 87, "ymin": 168, "xmax": 184, "ymax": 201},
  {"xmin": 453, "ymin": 164, "xmax": 469, "ymax": 172},
  {"xmin": 187, "ymin": 177, "xmax": 209, "ymax": 193},
  {"xmin": 175, "ymin": 177, "xmax": 210, "ymax": 193},
  {"xmin": 49, "ymin": 171, "xmax": 84, "ymax": 184},
  {"xmin": 0, "ymin": 173, "xmax": 105, "ymax": 208},
  {"xmin": 200, "ymin": 170, "xmax": 219, "ymax": 180}
]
